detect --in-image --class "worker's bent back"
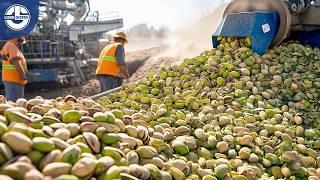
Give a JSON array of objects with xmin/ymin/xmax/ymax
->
[{"xmin": 96, "ymin": 43, "xmax": 122, "ymax": 77}]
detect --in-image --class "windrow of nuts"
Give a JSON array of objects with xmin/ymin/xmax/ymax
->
[{"xmin": 0, "ymin": 37, "xmax": 319, "ymax": 180}]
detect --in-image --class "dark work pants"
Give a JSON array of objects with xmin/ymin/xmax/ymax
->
[
  {"xmin": 3, "ymin": 81, "xmax": 24, "ymax": 101},
  {"xmin": 98, "ymin": 75, "xmax": 123, "ymax": 92}
]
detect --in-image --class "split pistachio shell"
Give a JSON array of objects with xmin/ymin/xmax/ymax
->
[
  {"xmin": 39, "ymin": 150, "xmax": 62, "ymax": 170},
  {"xmin": 62, "ymin": 110, "xmax": 81, "ymax": 123},
  {"xmin": 1, "ymin": 162, "xmax": 35, "ymax": 180},
  {"xmin": 42, "ymin": 162, "xmax": 72, "ymax": 177},
  {"xmin": 95, "ymin": 156, "xmax": 115, "ymax": 175},
  {"xmin": 83, "ymin": 132, "xmax": 100, "ymax": 153},
  {"xmin": 60, "ymin": 145, "xmax": 81, "ymax": 165},
  {"xmin": 32, "ymin": 137, "xmax": 55, "ymax": 153},
  {"xmin": 24, "ymin": 169, "xmax": 44, "ymax": 180},
  {"xmin": 2, "ymin": 131, "xmax": 32, "ymax": 154},
  {"xmin": 71, "ymin": 157, "xmax": 96, "ymax": 177}
]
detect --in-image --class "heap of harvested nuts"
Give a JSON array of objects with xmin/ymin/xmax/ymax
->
[{"xmin": 0, "ymin": 38, "xmax": 319, "ymax": 180}]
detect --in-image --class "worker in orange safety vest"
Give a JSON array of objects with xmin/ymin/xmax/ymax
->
[
  {"xmin": 1, "ymin": 37, "xmax": 28, "ymax": 101},
  {"xmin": 96, "ymin": 32, "xmax": 130, "ymax": 92}
]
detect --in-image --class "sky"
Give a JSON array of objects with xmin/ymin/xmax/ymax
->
[{"xmin": 89, "ymin": 0, "xmax": 227, "ymax": 29}]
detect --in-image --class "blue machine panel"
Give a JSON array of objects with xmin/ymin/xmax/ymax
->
[
  {"xmin": 26, "ymin": 69, "xmax": 58, "ymax": 83},
  {"xmin": 213, "ymin": 12, "xmax": 280, "ymax": 55},
  {"xmin": 0, "ymin": 69, "xmax": 58, "ymax": 86}
]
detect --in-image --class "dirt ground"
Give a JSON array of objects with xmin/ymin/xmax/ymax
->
[{"xmin": 24, "ymin": 46, "xmax": 177, "ymax": 99}]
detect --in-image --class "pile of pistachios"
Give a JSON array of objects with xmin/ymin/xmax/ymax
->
[{"xmin": 0, "ymin": 37, "xmax": 319, "ymax": 180}]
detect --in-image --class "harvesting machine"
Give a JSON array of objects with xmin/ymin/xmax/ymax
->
[{"xmin": 0, "ymin": 0, "xmax": 123, "ymax": 87}]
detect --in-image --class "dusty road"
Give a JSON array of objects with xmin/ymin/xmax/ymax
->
[
  {"xmin": 3, "ymin": 36, "xmax": 202, "ymax": 99},
  {"xmin": 24, "ymin": 45, "xmax": 173, "ymax": 99}
]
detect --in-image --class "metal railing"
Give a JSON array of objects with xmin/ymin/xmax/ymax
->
[
  {"xmin": 85, "ymin": 11, "xmax": 120, "ymax": 22},
  {"xmin": 22, "ymin": 40, "xmax": 52, "ymax": 59},
  {"xmin": 88, "ymin": 86, "xmax": 122, "ymax": 100},
  {"xmin": 87, "ymin": 80, "xmax": 140, "ymax": 100},
  {"xmin": 0, "ymin": 39, "xmax": 74, "ymax": 62}
]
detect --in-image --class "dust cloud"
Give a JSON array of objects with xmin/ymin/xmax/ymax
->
[
  {"xmin": 160, "ymin": 3, "xmax": 228, "ymax": 61},
  {"xmin": 125, "ymin": 2, "xmax": 231, "ymax": 81}
]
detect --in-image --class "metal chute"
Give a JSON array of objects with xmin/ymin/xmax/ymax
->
[
  {"xmin": 223, "ymin": 0, "xmax": 291, "ymax": 46},
  {"xmin": 213, "ymin": 0, "xmax": 320, "ymax": 54}
]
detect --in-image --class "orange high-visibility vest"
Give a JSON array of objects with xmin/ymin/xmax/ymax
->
[
  {"xmin": 96, "ymin": 43, "xmax": 122, "ymax": 76},
  {"xmin": 1, "ymin": 42, "xmax": 27, "ymax": 85}
]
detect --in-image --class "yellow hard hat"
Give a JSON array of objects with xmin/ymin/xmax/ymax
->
[{"xmin": 113, "ymin": 32, "xmax": 128, "ymax": 44}]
